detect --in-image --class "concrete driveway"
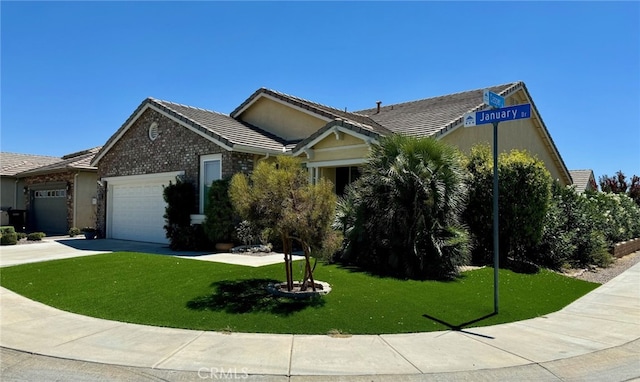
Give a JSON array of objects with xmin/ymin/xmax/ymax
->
[{"xmin": 0, "ymin": 237, "xmax": 301, "ymax": 268}]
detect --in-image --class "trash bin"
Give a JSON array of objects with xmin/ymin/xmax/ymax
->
[{"xmin": 8, "ymin": 209, "xmax": 27, "ymax": 232}]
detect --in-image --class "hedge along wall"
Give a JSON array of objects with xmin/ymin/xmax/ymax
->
[{"xmin": 611, "ymin": 238, "xmax": 640, "ymax": 258}]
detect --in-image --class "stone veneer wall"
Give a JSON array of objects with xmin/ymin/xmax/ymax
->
[{"xmin": 96, "ymin": 107, "xmax": 255, "ymax": 236}]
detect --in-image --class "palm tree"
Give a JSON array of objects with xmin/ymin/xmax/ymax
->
[{"xmin": 336, "ymin": 135, "xmax": 470, "ymax": 280}]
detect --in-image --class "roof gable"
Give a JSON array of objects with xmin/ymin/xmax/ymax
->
[
  {"xmin": 92, "ymin": 98, "xmax": 288, "ymax": 166},
  {"xmin": 570, "ymin": 169, "xmax": 596, "ymax": 192},
  {"xmin": 292, "ymin": 118, "xmax": 381, "ymax": 156},
  {"xmin": 232, "ymin": 88, "xmax": 392, "ymax": 137}
]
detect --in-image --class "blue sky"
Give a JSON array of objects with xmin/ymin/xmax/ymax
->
[{"xmin": 2, "ymin": 1, "xmax": 639, "ymax": 181}]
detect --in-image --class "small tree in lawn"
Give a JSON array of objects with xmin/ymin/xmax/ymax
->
[{"xmin": 229, "ymin": 156, "xmax": 339, "ymax": 291}]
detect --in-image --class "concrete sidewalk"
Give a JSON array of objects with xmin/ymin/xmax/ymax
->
[{"xmin": 0, "ymin": 239, "xmax": 638, "ymax": 380}]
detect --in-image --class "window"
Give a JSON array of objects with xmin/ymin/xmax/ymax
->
[
  {"xmin": 148, "ymin": 122, "xmax": 159, "ymax": 141},
  {"xmin": 200, "ymin": 154, "xmax": 222, "ymax": 213},
  {"xmin": 35, "ymin": 189, "xmax": 66, "ymax": 198},
  {"xmin": 335, "ymin": 166, "xmax": 361, "ymax": 195}
]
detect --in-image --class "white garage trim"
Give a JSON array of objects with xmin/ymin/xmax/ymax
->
[
  {"xmin": 103, "ymin": 171, "xmax": 184, "ymax": 186},
  {"xmin": 104, "ymin": 171, "xmax": 184, "ymax": 243}
]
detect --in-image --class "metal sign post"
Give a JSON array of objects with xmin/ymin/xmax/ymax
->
[
  {"xmin": 492, "ymin": 120, "xmax": 499, "ymax": 314},
  {"xmin": 464, "ymin": 91, "xmax": 532, "ymax": 314}
]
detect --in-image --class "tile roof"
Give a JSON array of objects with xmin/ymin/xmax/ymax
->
[
  {"xmin": 355, "ymin": 82, "xmax": 521, "ymax": 137},
  {"xmin": 570, "ymin": 169, "xmax": 596, "ymax": 192},
  {"xmin": 0, "ymin": 153, "xmax": 61, "ymax": 177},
  {"xmin": 91, "ymin": 82, "xmax": 570, "ymax": 185},
  {"xmin": 151, "ymin": 98, "xmax": 288, "ymax": 152},
  {"xmin": 16, "ymin": 147, "xmax": 101, "ymax": 176}
]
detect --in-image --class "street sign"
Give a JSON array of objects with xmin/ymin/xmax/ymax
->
[
  {"xmin": 483, "ymin": 89, "xmax": 505, "ymax": 109},
  {"xmin": 464, "ymin": 103, "xmax": 531, "ymax": 127},
  {"xmin": 462, "ymin": 101, "xmax": 532, "ymax": 314}
]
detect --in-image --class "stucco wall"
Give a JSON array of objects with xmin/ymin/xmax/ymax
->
[
  {"xmin": 311, "ymin": 146, "xmax": 371, "ymax": 163},
  {"xmin": 1, "ymin": 177, "xmax": 25, "ymax": 210},
  {"xmin": 320, "ymin": 167, "xmax": 337, "ymax": 192},
  {"xmin": 303, "ymin": 132, "xmax": 371, "ymax": 163},
  {"xmin": 440, "ymin": 116, "xmax": 568, "ymax": 185},
  {"xmin": 75, "ymin": 171, "xmax": 98, "ymax": 229},
  {"xmin": 239, "ymin": 97, "xmax": 327, "ymax": 141},
  {"xmin": 313, "ymin": 132, "xmax": 364, "ymax": 149}
]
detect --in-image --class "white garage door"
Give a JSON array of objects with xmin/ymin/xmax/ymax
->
[{"xmin": 106, "ymin": 172, "xmax": 183, "ymax": 244}]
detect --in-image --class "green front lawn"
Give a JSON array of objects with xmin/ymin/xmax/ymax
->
[{"xmin": 0, "ymin": 253, "xmax": 598, "ymax": 334}]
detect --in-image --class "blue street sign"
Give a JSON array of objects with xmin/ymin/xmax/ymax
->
[
  {"xmin": 483, "ymin": 89, "xmax": 505, "ymax": 109},
  {"xmin": 464, "ymin": 104, "xmax": 531, "ymax": 127}
]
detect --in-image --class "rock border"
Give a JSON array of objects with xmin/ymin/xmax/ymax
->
[{"xmin": 266, "ymin": 280, "xmax": 331, "ymax": 299}]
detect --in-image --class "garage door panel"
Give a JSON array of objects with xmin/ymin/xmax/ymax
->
[
  {"xmin": 33, "ymin": 189, "xmax": 67, "ymax": 235},
  {"xmin": 110, "ymin": 182, "xmax": 169, "ymax": 244}
]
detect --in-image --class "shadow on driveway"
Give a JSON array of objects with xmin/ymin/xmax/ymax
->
[{"xmin": 54, "ymin": 238, "xmax": 209, "ymax": 256}]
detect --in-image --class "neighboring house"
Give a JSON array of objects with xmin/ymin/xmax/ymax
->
[
  {"xmin": 92, "ymin": 81, "xmax": 572, "ymax": 244},
  {"xmin": 0, "ymin": 153, "xmax": 61, "ymax": 228},
  {"xmin": 13, "ymin": 147, "xmax": 101, "ymax": 235},
  {"xmin": 570, "ymin": 169, "xmax": 597, "ymax": 193}
]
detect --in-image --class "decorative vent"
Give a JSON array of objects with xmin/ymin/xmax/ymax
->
[{"xmin": 148, "ymin": 122, "xmax": 159, "ymax": 141}]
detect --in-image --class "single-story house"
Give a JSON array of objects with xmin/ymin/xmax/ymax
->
[
  {"xmin": 9, "ymin": 147, "xmax": 101, "ymax": 234},
  {"xmin": 569, "ymin": 169, "xmax": 597, "ymax": 193},
  {"xmin": 92, "ymin": 81, "xmax": 571, "ymax": 244}
]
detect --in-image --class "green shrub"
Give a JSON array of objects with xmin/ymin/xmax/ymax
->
[
  {"xmin": 336, "ymin": 135, "xmax": 470, "ymax": 280},
  {"xmin": 535, "ymin": 182, "xmax": 611, "ymax": 269},
  {"xmin": 163, "ymin": 179, "xmax": 209, "ymax": 250},
  {"xmin": 68, "ymin": 227, "xmax": 82, "ymax": 237},
  {"xmin": 465, "ymin": 146, "xmax": 552, "ymax": 268},
  {"xmin": 203, "ymin": 178, "xmax": 236, "ymax": 243},
  {"xmin": 27, "ymin": 232, "xmax": 46, "ymax": 241},
  {"xmin": 17, "ymin": 232, "xmax": 27, "ymax": 240},
  {"xmin": 586, "ymin": 191, "xmax": 640, "ymax": 246},
  {"xmin": 0, "ymin": 226, "xmax": 16, "ymax": 234},
  {"xmin": 0, "ymin": 226, "xmax": 17, "ymax": 245}
]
